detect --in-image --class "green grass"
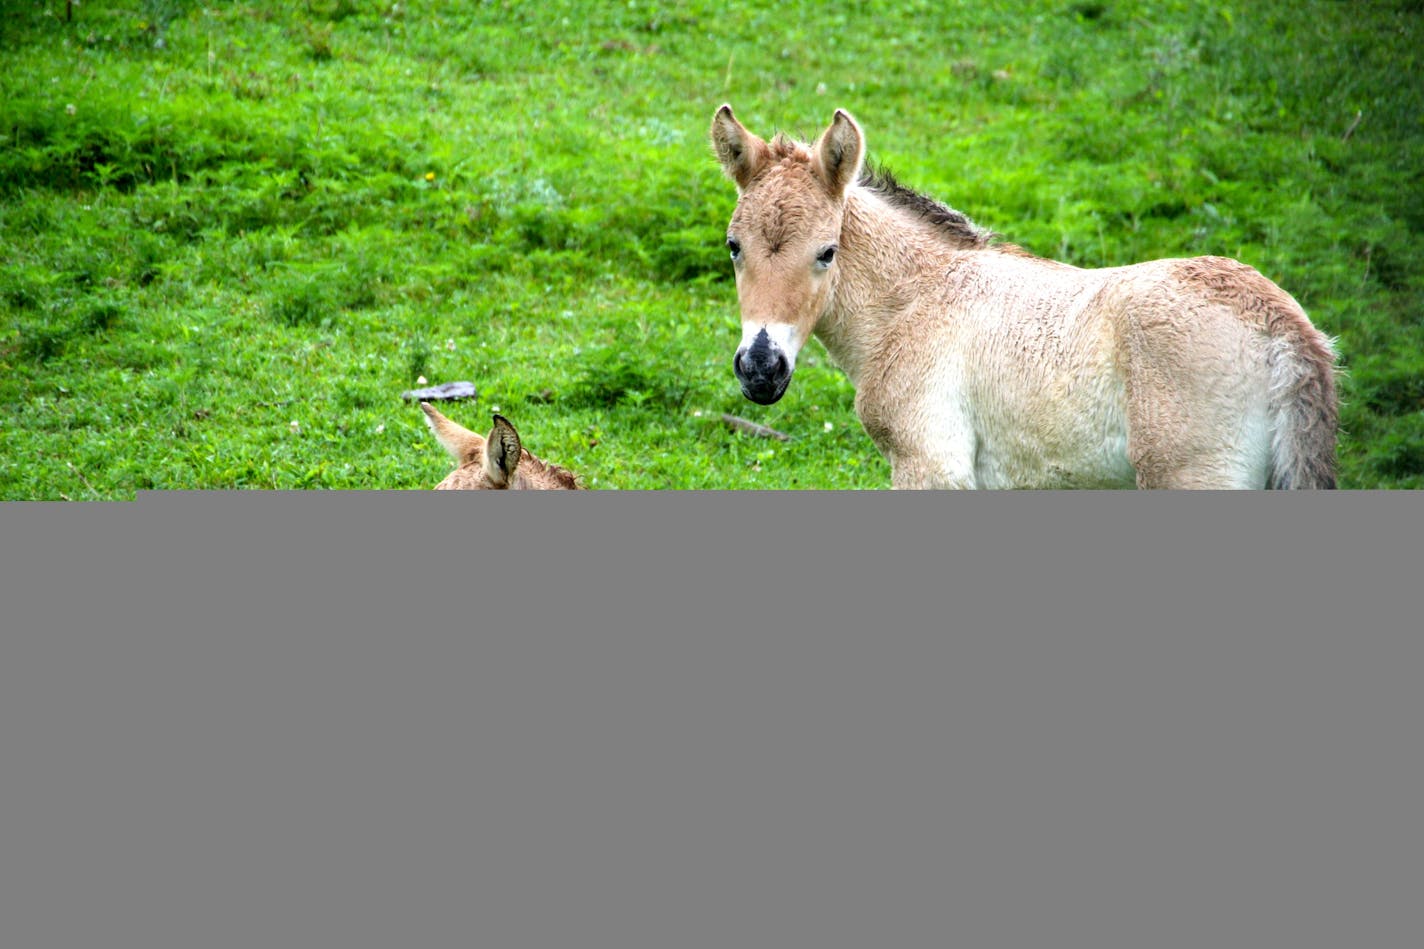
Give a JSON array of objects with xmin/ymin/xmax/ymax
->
[{"xmin": 2, "ymin": 0, "xmax": 1421, "ymax": 496}]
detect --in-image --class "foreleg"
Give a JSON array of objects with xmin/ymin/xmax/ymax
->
[
  {"xmin": 891, "ymin": 458, "xmax": 977, "ymax": 490},
  {"xmin": 887, "ymin": 426, "xmax": 979, "ymax": 490}
]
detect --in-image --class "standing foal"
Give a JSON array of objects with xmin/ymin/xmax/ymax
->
[{"xmin": 712, "ymin": 105, "xmax": 1338, "ymax": 489}]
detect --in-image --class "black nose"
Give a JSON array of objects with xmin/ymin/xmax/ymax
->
[
  {"xmin": 734, "ymin": 341, "xmax": 792, "ymax": 405},
  {"xmin": 735, "ymin": 346, "xmax": 788, "ymax": 382}
]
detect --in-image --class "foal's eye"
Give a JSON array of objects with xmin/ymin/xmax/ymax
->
[
  {"xmin": 816, "ymin": 245, "xmax": 837, "ymax": 267},
  {"xmin": 726, "ymin": 237, "xmax": 742, "ymax": 261}
]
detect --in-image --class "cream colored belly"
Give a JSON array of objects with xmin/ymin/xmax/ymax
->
[{"xmin": 968, "ymin": 371, "xmax": 1137, "ymax": 489}]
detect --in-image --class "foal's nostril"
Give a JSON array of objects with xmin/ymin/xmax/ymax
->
[{"xmin": 734, "ymin": 349, "xmax": 749, "ymax": 377}]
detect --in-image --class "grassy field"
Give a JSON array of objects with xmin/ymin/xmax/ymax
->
[{"xmin": 2, "ymin": 0, "xmax": 1420, "ymax": 497}]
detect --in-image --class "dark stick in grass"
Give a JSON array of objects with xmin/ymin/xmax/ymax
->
[{"xmin": 721, "ymin": 413, "xmax": 791, "ymax": 441}]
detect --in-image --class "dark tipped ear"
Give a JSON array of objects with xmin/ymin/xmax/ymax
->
[
  {"xmin": 812, "ymin": 109, "xmax": 865, "ymax": 198},
  {"xmin": 711, "ymin": 104, "xmax": 770, "ymax": 191},
  {"xmin": 483, "ymin": 414, "xmax": 521, "ymax": 487}
]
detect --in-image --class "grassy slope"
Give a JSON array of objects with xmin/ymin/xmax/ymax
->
[{"xmin": 2, "ymin": 0, "xmax": 1420, "ymax": 497}]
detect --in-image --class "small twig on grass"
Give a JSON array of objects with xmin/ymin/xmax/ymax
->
[
  {"xmin": 66, "ymin": 461, "xmax": 101, "ymax": 499},
  {"xmin": 721, "ymin": 413, "xmax": 791, "ymax": 441},
  {"xmin": 1341, "ymin": 110, "xmax": 1363, "ymax": 143}
]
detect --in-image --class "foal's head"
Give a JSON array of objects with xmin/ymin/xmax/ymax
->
[
  {"xmin": 711, "ymin": 105, "xmax": 864, "ymax": 405},
  {"xmin": 421, "ymin": 402, "xmax": 580, "ymax": 490}
]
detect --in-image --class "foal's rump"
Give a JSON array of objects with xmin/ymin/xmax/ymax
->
[{"xmin": 1103, "ymin": 255, "xmax": 1337, "ymax": 489}]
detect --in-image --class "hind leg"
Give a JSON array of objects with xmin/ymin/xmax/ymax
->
[
  {"xmin": 1123, "ymin": 312, "xmax": 1276, "ymax": 489},
  {"xmin": 1135, "ymin": 462, "xmax": 1255, "ymax": 490},
  {"xmin": 1129, "ymin": 401, "xmax": 1272, "ymax": 489}
]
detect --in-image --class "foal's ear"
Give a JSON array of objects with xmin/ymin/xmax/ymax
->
[
  {"xmin": 813, "ymin": 109, "xmax": 864, "ymax": 198},
  {"xmin": 484, "ymin": 414, "xmax": 522, "ymax": 487},
  {"xmin": 422, "ymin": 401, "xmax": 485, "ymax": 464},
  {"xmin": 711, "ymin": 104, "xmax": 770, "ymax": 191}
]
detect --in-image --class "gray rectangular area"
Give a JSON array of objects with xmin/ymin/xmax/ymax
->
[{"xmin": 2, "ymin": 492, "xmax": 1419, "ymax": 949}]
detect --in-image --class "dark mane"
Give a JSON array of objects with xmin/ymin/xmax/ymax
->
[
  {"xmin": 857, "ymin": 163, "xmax": 998, "ymax": 250},
  {"xmin": 523, "ymin": 453, "xmax": 582, "ymax": 489}
]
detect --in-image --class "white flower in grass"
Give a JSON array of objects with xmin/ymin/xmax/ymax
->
[
  {"xmin": 65, "ymin": 104, "xmax": 76, "ymax": 115},
  {"xmin": 289, "ymin": 420, "xmax": 301, "ymax": 434},
  {"xmin": 824, "ymin": 421, "xmax": 834, "ymax": 432},
  {"xmin": 445, "ymin": 338, "xmax": 456, "ymax": 351},
  {"xmin": 375, "ymin": 424, "xmax": 385, "ymax": 434},
  {"xmin": 416, "ymin": 375, "xmax": 427, "ymax": 385}
]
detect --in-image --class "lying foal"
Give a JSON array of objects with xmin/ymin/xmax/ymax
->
[{"xmin": 421, "ymin": 402, "xmax": 581, "ymax": 490}]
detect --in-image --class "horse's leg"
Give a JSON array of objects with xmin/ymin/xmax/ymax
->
[
  {"xmin": 887, "ymin": 422, "xmax": 979, "ymax": 489},
  {"xmin": 1123, "ymin": 308, "xmax": 1276, "ymax": 489},
  {"xmin": 891, "ymin": 457, "xmax": 976, "ymax": 490},
  {"xmin": 1128, "ymin": 398, "xmax": 1271, "ymax": 490},
  {"xmin": 1136, "ymin": 463, "xmax": 1254, "ymax": 490},
  {"xmin": 859, "ymin": 367, "xmax": 979, "ymax": 489}
]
